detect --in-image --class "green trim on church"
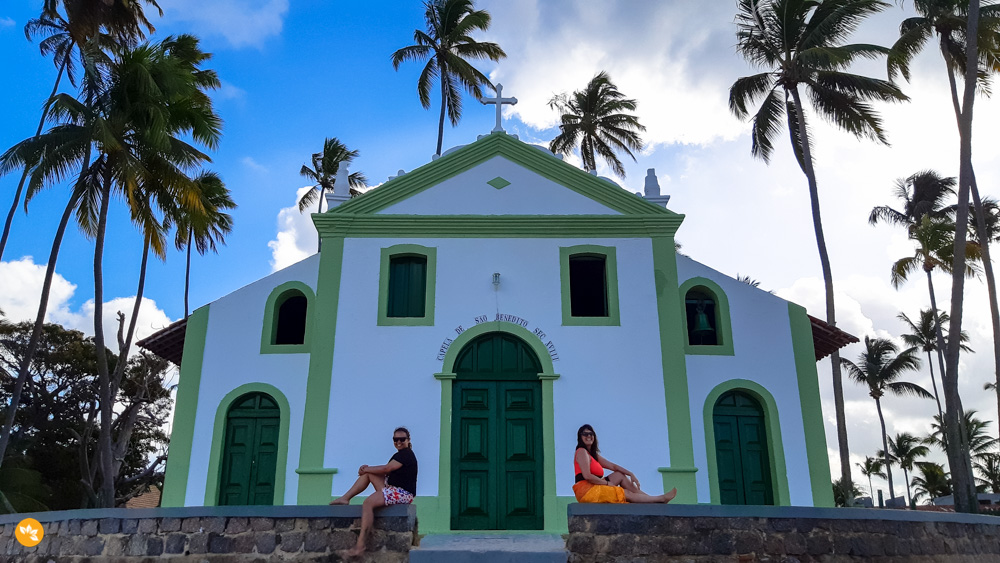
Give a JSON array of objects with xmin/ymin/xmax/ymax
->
[
  {"xmin": 161, "ymin": 304, "xmax": 210, "ymax": 507},
  {"xmin": 559, "ymin": 244, "xmax": 621, "ymax": 326},
  {"xmin": 376, "ymin": 244, "xmax": 437, "ymax": 326}
]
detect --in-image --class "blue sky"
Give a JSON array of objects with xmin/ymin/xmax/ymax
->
[{"xmin": 2, "ymin": 0, "xmax": 1000, "ymax": 497}]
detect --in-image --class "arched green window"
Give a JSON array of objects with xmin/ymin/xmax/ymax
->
[
  {"xmin": 275, "ymin": 292, "xmax": 307, "ymax": 345},
  {"xmin": 678, "ymin": 277, "xmax": 734, "ymax": 356},
  {"xmin": 685, "ymin": 288, "xmax": 718, "ymax": 346},
  {"xmin": 260, "ymin": 282, "xmax": 315, "ymax": 354}
]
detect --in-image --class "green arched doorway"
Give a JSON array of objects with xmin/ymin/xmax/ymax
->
[
  {"xmin": 451, "ymin": 332, "xmax": 544, "ymax": 530},
  {"xmin": 218, "ymin": 392, "xmax": 280, "ymax": 505},
  {"xmin": 713, "ymin": 390, "xmax": 774, "ymax": 505}
]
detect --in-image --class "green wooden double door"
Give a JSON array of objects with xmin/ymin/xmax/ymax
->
[
  {"xmin": 218, "ymin": 393, "xmax": 279, "ymax": 505},
  {"xmin": 713, "ymin": 390, "xmax": 774, "ymax": 505},
  {"xmin": 451, "ymin": 333, "xmax": 544, "ymax": 530}
]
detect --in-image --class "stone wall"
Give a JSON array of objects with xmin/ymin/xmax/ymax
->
[
  {"xmin": 567, "ymin": 504, "xmax": 1000, "ymax": 562},
  {"xmin": 0, "ymin": 504, "xmax": 416, "ymax": 562}
]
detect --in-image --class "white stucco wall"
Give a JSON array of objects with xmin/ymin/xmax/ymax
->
[
  {"xmin": 326, "ymin": 237, "xmax": 670, "ymax": 498},
  {"xmin": 377, "ymin": 155, "xmax": 624, "ymax": 216},
  {"xmin": 677, "ymin": 255, "xmax": 815, "ymax": 506},
  {"xmin": 184, "ymin": 255, "xmax": 320, "ymax": 506}
]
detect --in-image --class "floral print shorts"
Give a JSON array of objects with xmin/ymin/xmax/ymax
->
[{"xmin": 382, "ymin": 485, "xmax": 414, "ymax": 505}]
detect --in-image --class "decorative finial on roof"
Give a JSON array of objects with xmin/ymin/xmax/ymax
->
[
  {"xmin": 326, "ymin": 166, "xmax": 352, "ymax": 210},
  {"xmin": 480, "ymin": 83, "xmax": 517, "ymax": 133},
  {"xmin": 642, "ymin": 168, "xmax": 671, "ymax": 208}
]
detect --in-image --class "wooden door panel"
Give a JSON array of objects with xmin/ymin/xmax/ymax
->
[
  {"xmin": 713, "ymin": 416, "xmax": 743, "ymax": 505},
  {"xmin": 460, "ymin": 418, "xmax": 490, "ymax": 462},
  {"xmin": 713, "ymin": 391, "xmax": 774, "ymax": 506},
  {"xmin": 250, "ymin": 418, "xmax": 279, "ymax": 505},
  {"xmin": 219, "ymin": 418, "xmax": 254, "ymax": 505}
]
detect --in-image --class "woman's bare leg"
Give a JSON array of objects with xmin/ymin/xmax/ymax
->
[
  {"xmin": 344, "ymin": 484, "xmax": 387, "ymax": 556},
  {"xmin": 606, "ymin": 471, "xmax": 639, "ymax": 493},
  {"xmin": 330, "ymin": 474, "xmax": 373, "ymax": 505},
  {"xmin": 624, "ymin": 487, "xmax": 677, "ymax": 503}
]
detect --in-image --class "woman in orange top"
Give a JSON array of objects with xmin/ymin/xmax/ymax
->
[{"xmin": 573, "ymin": 424, "xmax": 678, "ymax": 503}]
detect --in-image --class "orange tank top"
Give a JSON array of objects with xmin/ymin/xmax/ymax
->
[{"xmin": 574, "ymin": 447, "xmax": 603, "ymax": 477}]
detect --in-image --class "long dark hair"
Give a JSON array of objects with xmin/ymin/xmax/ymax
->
[
  {"xmin": 576, "ymin": 424, "xmax": 599, "ymax": 457},
  {"xmin": 394, "ymin": 426, "xmax": 411, "ymax": 448}
]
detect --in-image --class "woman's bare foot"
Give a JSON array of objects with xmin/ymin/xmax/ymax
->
[
  {"xmin": 661, "ymin": 487, "xmax": 677, "ymax": 503},
  {"xmin": 340, "ymin": 545, "xmax": 365, "ymax": 558},
  {"xmin": 329, "ymin": 497, "xmax": 350, "ymax": 505}
]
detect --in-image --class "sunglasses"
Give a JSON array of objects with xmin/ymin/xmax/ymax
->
[
  {"xmin": 393, "ymin": 436, "xmax": 409, "ymax": 443},
  {"xmin": 581, "ymin": 432, "xmax": 595, "ymax": 437}
]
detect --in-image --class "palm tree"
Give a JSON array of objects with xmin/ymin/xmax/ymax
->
[
  {"xmin": 841, "ymin": 336, "xmax": 931, "ymax": 501},
  {"xmin": 298, "ymin": 138, "xmax": 366, "ymax": 251},
  {"xmin": 927, "ymin": 410, "xmax": 999, "ymax": 461},
  {"xmin": 391, "ymin": 0, "xmax": 506, "ymax": 156},
  {"xmin": 911, "ymin": 461, "xmax": 952, "ymax": 504},
  {"xmin": 887, "ymin": 432, "xmax": 931, "ymax": 506},
  {"xmin": 167, "ymin": 171, "xmax": 235, "ymax": 319},
  {"xmin": 974, "ymin": 453, "xmax": 1000, "ymax": 493},
  {"xmin": 547, "ymin": 71, "xmax": 646, "ymax": 178},
  {"xmin": 889, "ymin": 0, "xmax": 998, "ymax": 514},
  {"xmin": 0, "ymin": 0, "xmax": 162, "ymax": 260},
  {"xmin": 898, "ymin": 308, "xmax": 972, "ymax": 420},
  {"xmin": 729, "ymin": 0, "xmax": 908, "ymax": 503},
  {"xmin": 857, "ymin": 455, "xmax": 887, "ymax": 500}
]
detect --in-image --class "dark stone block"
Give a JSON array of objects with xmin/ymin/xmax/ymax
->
[
  {"xmin": 208, "ymin": 533, "xmax": 232, "ymax": 553},
  {"xmin": 305, "ymin": 530, "xmax": 330, "ymax": 552},
  {"xmin": 309, "ymin": 518, "xmax": 331, "ymax": 530},
  {"xmin": 832, "ymin": 534, "xmax": 851, "ymax": 554},
  {"xmin": 795, "ymin": 519, "xmax": 816, "ymax": 534},
  {"xmin": 104, "ymin": 535, "xmax": 126, "ymax": 557},
  {"xmin": 711, "ymin": 531, "xmax": 735, "ymax": 555},
  {"xmin": 233, "ymin": 533, "xmax": 256, "ymax": 553},
  {"xmin": 763, "ymin": 534, "xmax": 785, "ymax": 555},
  {"xmin": 125, "ymin": 534, "xmax": 147, "ymax": 556},
  {"xmin": 735, "ymin": 530, "xmax": 763, "ymax": 553},
  {"xmin": 607, "ymin": 534, "xmax": 638, "ymax": 555},
  {"xmin": 81, "ymin": 520, "xmax": 98, "ymax": 537},
  {"xmin": 328, "ymin": 530, "xmax": 356, "ymax": 551},
  {"xmin": 82, "ymin": 537, "xmax": 104, "ymax": 556},
  {"xmin": 806, "ymin": 533, "xmax": 832, "ymax": 555},
  {"xmin": 693, "ymin": 517, "xmax": 719, "ymax": 531},
  {"xmin": 226, "ymin": 517, "xmax": 250, "ymax": 534},
  {"xmin": 770, "ymin": 518, "xmax": 795, "ymax": 533},
  {"xmin": 98, "ymin": 518, "xmax": 121, "ymax": 534},
  {"xmin": 380, "ymin": 531, "xmax": 414, "ymax": 552},
  {"xmin": 202, "ymin": 517, "xmax": 226, "ymax": 534},
  {"xmin": 181, "ymin": 517, "xmax": 202, "ymax": 533},
  {"xmin": 275, "ymin": 518, "xmax": 296, "ymax": 532},
  {"xmin": 255, "ymin": 532, "xmax": 277, "ymax": 554},
  {"xmin": 137, "ymin": 518, "xmax": 157, "ymax": 534},
  {"xmin": 567, "ymin": 517, "xmax": 588, "ymax": 534},
  {"xmin": 165, "ymin": 533, "xmax": 186, "ymax": 554},
  {"xmin": 158, "ymin": 517, "xmax": 181, "ymax": 533},
  {"xmin": 68, "ymin": 520, "xmax": 82, "ymax": 535},
  {"xmin": 330, "ymin": 516, "xmax": 358, "ymax": 529},
  {"xmin": 188, "ymin": 532, "xmax": 209, "ymax": 554},
  {"xmin": 567, "ymin": 534, "xmax": 595, "ymax": 555},
  {"xmin": 146, "ymin": 537, "xmax": 163, "ymax": 556},
  {"xmin": 120, "ymin": 519, "xmax": 138, "ymax": 534},
  {"xmin": 251, "ymin": 517, "xmax": 275, "ymax": 531},
  {"xmin": 59, "ymin": 536, "xmax": 84, "ymax": 555},
  {"xmin": 280, "ymin": 531, "xmax": 304, "ymax": 552}
]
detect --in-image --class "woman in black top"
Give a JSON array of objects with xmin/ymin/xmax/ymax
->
[{"xmin": 331, "ymin": 427, "xmax": 417, "ymax": 558}]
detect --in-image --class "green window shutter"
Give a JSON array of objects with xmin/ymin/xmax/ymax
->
[{"xmin": 388, "ymin": 256, "xmax": 427, "ymax": 317}]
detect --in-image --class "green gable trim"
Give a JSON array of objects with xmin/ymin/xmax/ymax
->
[
  {"xmin": 161, "ymin": 305, "xmax": 210, "ymax": 507},
  {"xmin": 314, "ymin": 214, "xmax": 683, "ymax": 239},
  {"xmin": 702, "ymin": 379, "xmax": 791, "ymax": 506},
  {"xmin": 678, "ymin": 277, "xmax": 735, "ymax": 356},
  {"xmin": 296, "ymin": 236, "xmax": 345, "ymax": 503},
  {"xmin": 204, "ymin": 383, "xmax": 291, "ymax": 506},
  {"xmin": 487, "ymin": 176, "xmax": 511, "ymax": 190},
  {"xmin": 433, "ymin": 321, "xmax": 560, "ymax": 533},
  {"xmin": 329, "ymin": 133, "xmax": 681, "ymax": 217},
  {"xmin": 788, "ymin": 302, "xmax": 835, "ymax": 507},
  {"xmin": 559, "ymin": 245, "xmax": 620, "ymax": 326},
  {"xmin": 260, "ymin": 281, "xmax": 315, "ymax": 354},
  {"xmin": 377, "ymin": 244, "xmax": 437, "ymax": 326},
  {"xmin": 650, "ymin": 237, "xmax": 698, "ymax": 503}
]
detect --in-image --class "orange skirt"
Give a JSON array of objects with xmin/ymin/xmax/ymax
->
[{"xmin": 573, "ymin": 480, "xmax": 627, "ymax": 503}]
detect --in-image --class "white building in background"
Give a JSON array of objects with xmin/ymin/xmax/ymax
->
[{"xmin": 141, "ymin": 129, "xmax": 853, "ymax": 534}]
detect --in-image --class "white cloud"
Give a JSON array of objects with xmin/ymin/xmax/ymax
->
[
  {"xmin": 0, "ymin": 17, "xmax": 14, "ymax": 28},
  {"xmin": 159, "ymin": 0, "xmax": 289, "ymax": 48},
  {"xmin": 267, "ymin": 186, "xmax": 317, "ymax": 272},
  {"xmin": 214, "ymin": 80, "xmax": 247, "ymax": 101},
  {"xmin": 241, "ymin": 156, "xmax": 268, "ymax": 173},
  {"xmin": 0, "ymin": 257, "xmax": 172, "ymax": 356}
]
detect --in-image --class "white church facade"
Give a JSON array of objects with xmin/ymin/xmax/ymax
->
[{"xmin": 143, "ymin": 130, "xmax": 851, "ymax": 533}]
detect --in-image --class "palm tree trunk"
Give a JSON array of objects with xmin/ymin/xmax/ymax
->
[
  {"xmin": 786, "ymin": 85, "xmax": 853, "ymax": 503},
  {"xmin": 925, "ymin": 270, "xmax": 949, "ymax": 384},
  {"xmin": 185, "ymin": 227, "xmax": 192, "ymax": 319},
  {"xmin": 316, "ymin": 187, "xmax": 324, "ymax": 252},
  {"xmin": 904, "ymin": 467, "xmax": 912, "ymax": 507},
  {"xmin": 926, "ymin": 350, "xmax": 944, "ymax": 421},
  {"xmin": 0, "ymin": 54, "xmax": 69, "ymax": 261},
  {"xmin": 942, "ymin": 0, "xmax": 981, "ymax": 515},
  {"xmin": 868, "ymin": 475, "xmax": 874, "ymax": 500},
  {"xmin": 93, "ymin": 170, "xmax": 116, "ymax": 508},
  {"xmin": 0, "ymin": 189, "xmax": 80, "ymax": 470},
  {"xmin": 436, "ymin": 72, "xmax": 447, "ymax": 157},
  {"xmin": 943, "ymin": 37, "xmax": 1000, "ymax": 446},
  {"xmin": 875, "ymin": 397, "xmax": 896, "ymax": 501}
]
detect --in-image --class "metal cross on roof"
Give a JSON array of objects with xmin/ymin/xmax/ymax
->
[{"xmin": 480, "ymin": 83, "xmax": 517, "ymax": 133}]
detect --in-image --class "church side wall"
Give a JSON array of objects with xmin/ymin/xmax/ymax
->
[
  {"xmin": 325, "ymin": 237, "xmax": 670, "ymax": 505},
  {"xmin": 677, "ymin": 256, "xmax": 818, "ymax": 506},
  {"xmin": 181, "ymin": 255, "xmax": 320, "ymax": 506}
]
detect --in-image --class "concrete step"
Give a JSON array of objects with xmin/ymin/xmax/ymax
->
[{"xmin": 409, "ymin": 533, "xmax": 568, "ymax": 563}]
